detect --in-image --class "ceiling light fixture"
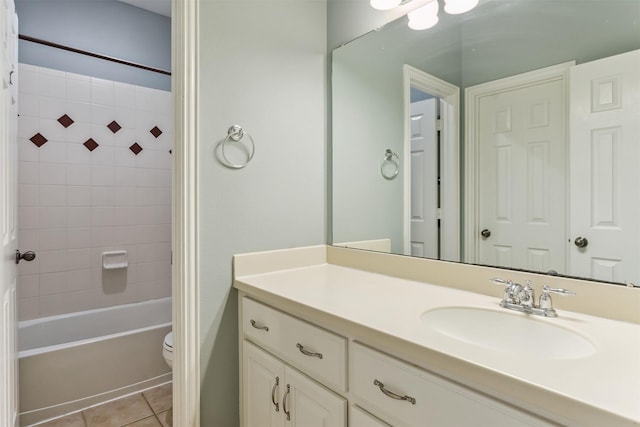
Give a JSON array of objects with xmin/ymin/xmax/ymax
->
[
  {"xmin": 444, "ymin": 0, "xmax": 479, "ymax": 14},
  {"xmin": 408, "ymin": 1, "xmax": 439, "ymax": 30},
  {"xmin": 370, "ymin": 0, "xmax": 479, "ymax": 30},
  {"xmin": 370, "ymin": 0, "xmax": 402, "ymax": 11}
]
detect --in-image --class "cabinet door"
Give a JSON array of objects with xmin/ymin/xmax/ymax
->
[
  {"xmin": 351, "ymin": 405, "xmax": 391, "ymax": 427},
  {"xmin": 284, "ymin": 366, "xmax": 346, "ymax": 427},
  {"xmin": 242, "ymin": 342, "xmax": 285, "ymax": 427}
]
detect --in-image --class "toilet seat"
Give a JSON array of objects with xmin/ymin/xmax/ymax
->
[{"xmin": 163, "ymin": 332, "xmax": 173, "ymax": 369}]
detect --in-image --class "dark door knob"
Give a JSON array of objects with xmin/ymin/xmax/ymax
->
[
  {"xmin": 574, "ymin": 237, "xmax": 588, "ymax": 248},
  {"xmin": 480, "ymin": 229, "xmax": 491, "ymax": 238},
  {"xmin": 15, "ymin": 250, "xmax": 36, "ymax": 264}
]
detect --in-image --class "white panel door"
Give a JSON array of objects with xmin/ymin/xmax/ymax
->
[
  {"xmin": 410, "ymin": 98, "xmax": 438, "ymax": 258},
  {"xmin": 569, "ymin": 49, "xmax": 640, "ymax": 284},
  {"xmin": 1, "ymin": 0, "xmax": 18, "ymax": 425},
  {"xmin": 242, "ymin": 341, "xmax": 285, "ymax": 427},
  {"xmin": 478, "ymin": 79, "xmax": 566, "ymax": 273},
  {"xmin": 284, "ymin": 366, "xmax": 346, "ymax": 427}
]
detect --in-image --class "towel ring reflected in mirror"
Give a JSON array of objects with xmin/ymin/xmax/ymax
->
[{"xmin": 381, "ymin": 149, "xmax": 400, "ymax": 180}]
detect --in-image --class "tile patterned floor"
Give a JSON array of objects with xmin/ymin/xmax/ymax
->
[{"xmin": 36, "ymin": 383, "xmax": 172, "ymax": 427}]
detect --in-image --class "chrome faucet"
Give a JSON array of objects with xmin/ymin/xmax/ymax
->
[{"xmin": 490, "ymin": 278, "xmax": 575, "ymax": 317}]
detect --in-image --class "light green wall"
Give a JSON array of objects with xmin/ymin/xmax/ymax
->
[{"xmin": 197, "ymin": 1, "xmax": 327, "ymax": 425}]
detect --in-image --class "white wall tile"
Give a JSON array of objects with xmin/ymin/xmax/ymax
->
[
  {"xmin": 18, "ymin": 207, "xmax": 39, "ymax": 229},
  {"xmin": 19, "ymin": 161, "xmax": 39, "ymax": 185},
  {"xmin": 19, "ymin": 64, "xmax": 39, "ymax": 95},
  {"xmin": 39, "ymin": 141, "xmax": 67, "ymax": 164},
  {"xmin": 65, "ymin": 101, "xmax": 92, "ymax": 125},
  {"xmin": 67, "ymin": 228, "xmax": 92, "ymax": 249},
  {"xmin": 39, "ymin": 185, "xmax": 66, "ymax": 207},
  {"xmin": 19, "ymin": 229, "xmax": 39, "ymax": 251},
  {"xmin": 18, "ymin": 115, "xmax": 39, "ymax": 139},
  {"xmin": 39, "ymin": 68, "xmax": 66, "ymax": 98},
  {"xmin": 91, "ymin": 207, "xmax": 114, "ymax": 227},
  {"xmin": 66, "ymin": 207, "xmax": 92, "ymax": 228},
  {"xmin": 66, "ymin": 122, "xmax": 92, "ymax": 144},
  {"xmin": 115, "ymin": 187, "xmax": 136, "ymax": 206},
  {"xmin": 66, "ymin": 165, "xmax": 91, "ymax": 185},
  {"xmin": 18, "ymin": 274, "xmax": 40, "ymax": 299},
  {"xmin": 114, "ymin": 147, "xmax": 136, "ymax": 167},
  {"xmin": 39, "ymin": 290, "xmax": 95, "ymax": 317},
  {"xmin": 18, "ymin": 298, "xmax": 39, "ymax": 321},
  {"xmin": 17, "ymin": 65, "xmax": 172, "ymax": 320},
  {"xmin": 67, "ymin": 248, "xmax": 91, "ymax": 271},
  {"xmin": 91, "ymin": 166, "xmax": 115, "ymax": 186},
  {"xmin": 19, "ymin": 184, "xmax": 39, "ymax": 207},
  {"xmin": 91, "ymin": 187, "xmax": 115, "ymax": 207},
  {"xmin": 67, "ymin": 76, "xmax": 91, "ymax": 102},
  {"xmin": 39, "ymin": 207, "xmax": 67, "ymax": 229},
  {"xmin": 39, "ymin": 96, "xmax": 67, "ymax": 120},
  {"xmin": 19, "ymin": 92, "xmax": 39, "ymax": 117},
  {"xmin": 91, "ymin": 80, "xmax": 114, "ymax": 106},
  {"xmin": 40, "ymin": 163, "xmax": 67, "ymax": 185},
  {"xmin": 39, "ymin": 271, "xmax": 69, "ymax": 295},
  {"xmin": 67, "ymin": 186, "xmax": 91, "ymax": 207},
  {"xmin": 39, "ymin": 250, "xmax": 69, "ymax": 273},
  {"xmin": 19, "ymin": 138, "xmax": 40, "ymax": 163},
  {"xmin": 39, "ymin": 228, "xmax": 67, "ymax": 251}
]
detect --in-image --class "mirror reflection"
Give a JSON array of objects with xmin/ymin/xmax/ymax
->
[{"xmin": 331, "ymin": 0, "xmax": 640, "ymax": 285}]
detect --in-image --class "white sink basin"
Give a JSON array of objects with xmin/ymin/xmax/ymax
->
[{"xmin": 421, "ymin": 307, "xmax": 596, "ymax": 359}]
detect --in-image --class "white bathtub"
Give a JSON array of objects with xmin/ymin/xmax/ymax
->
[{"xmin": 18, "ymin": 298, "xmax": 172, "ymax": 427}]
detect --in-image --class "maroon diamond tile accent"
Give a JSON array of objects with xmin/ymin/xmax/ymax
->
[
  {"xmin": 57, "ymin": 114, "xmax": 74, "ymax": 128},
  {"xmin": 129, "ymin": 142, "xmax": 143, "ymax": 155},
  {"xmin": 107, "ymin": 120, "xmax": 122, "ymax": 134},
  {"xmin": 30, "ymin": 133, "xmax": 48, "ymax": 147},
  {"xmin": 83, "ymin": 138, "xmax": 99, "ymax": 152},
  {"xmin": 150, "ymin": 126, "xmax": 162, "ymax": 138}
]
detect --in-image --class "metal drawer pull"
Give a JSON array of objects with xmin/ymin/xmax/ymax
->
[
  {"xmin": 373, "ymin": 379, "xmax": 416, "ymax": 405},
  {"xmin": 296, "ymin": 343, "xmax": 323, "ymax": 359},
  {"xmin": 250, "ymin": 319, "xmax": 269, "ymax": 331},
  {"xmin": 283, "ymin": 384, "xmax": 291, "ymax": 421},
  {"xmin": 271, "ymin": 376, "xmax": 280, "ymax": 412}
]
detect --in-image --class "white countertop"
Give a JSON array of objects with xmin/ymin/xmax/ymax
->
[{"xmin": 235, "ymin": 262, "xmax": 640, "ymax": 426}]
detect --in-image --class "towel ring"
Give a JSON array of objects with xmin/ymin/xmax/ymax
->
[
  {"xmin": 219, "ymin": 125, "xmax": 255, "ymax": 169},
  {"xmin": 381, "ymin": 149, "xmax": 400, "ymax": 180}
]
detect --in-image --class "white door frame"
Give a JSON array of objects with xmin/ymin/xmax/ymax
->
[
  {"xmin": 403, "ymin": 65, "xmax": 460, "ymax": 261},
  {"xmin": 464, "ymin": 62, "xmax": 574, "ymax": 265},
  {"xmin": 172, "ymin": 1, "xmax": 200, "ymax": 426}
]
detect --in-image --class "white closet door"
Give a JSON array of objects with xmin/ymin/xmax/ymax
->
[
  {"xmin": 569, "ymin": 49, "xmax": 640, "ymax": 284},
  {"xmin": 1, "ymin": 0, "xmax": 19, "ymax": 425},
  {"xmin": 477, "ymin": 78, "xmax": 566, "ymax": 273},
  {"xmin": 410, "ymin": 98, "xmax": 438, "ymax": 258}
]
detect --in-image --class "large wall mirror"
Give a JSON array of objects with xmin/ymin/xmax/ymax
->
[{"xmin": 331, "ymin": 0, "xmax": 640, "ymax": 286}]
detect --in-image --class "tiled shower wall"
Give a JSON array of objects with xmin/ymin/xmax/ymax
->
[{"xmin": 17, "ymin": 64, "xmax": 172, "ymax": 321}]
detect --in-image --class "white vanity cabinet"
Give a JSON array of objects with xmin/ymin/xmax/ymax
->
[
  {"xmin": 350, "ymin": 342, "xmax": 555, "ymax": 427},
  {"xmin": 242, "ymin": 341, "xmax": 346, "ymax": 427},
  {"xmin": 240, "ymin": 295, "xmax": 556, "ymax": 427}
]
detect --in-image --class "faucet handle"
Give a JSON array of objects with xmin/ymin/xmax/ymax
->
[
  {"xmin": 539, "ymin": 285, "xmax": 575, "ymax": 316},
  {"xmin": 489, "ymin": 278, "xmax": 521, "ymax": 304}
]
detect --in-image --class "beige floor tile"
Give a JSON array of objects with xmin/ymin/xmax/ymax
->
[
  {"xmin": 37, "ymin": 412, "xmax": 86, "ymax": 427},
  {"xmin": 156, "ymin": 410, "xmax": 172, "ymax": 427},
  {"xmin": 83, "ymin": 394, "xmax": 153, "ymax": 427},
  {"xmin": 123, "ymin": 415, "xmax": 162, "ymax": 427},
  {"xmin": 142, "ymin": 383, "xmax": 172, "ymax": 414}
]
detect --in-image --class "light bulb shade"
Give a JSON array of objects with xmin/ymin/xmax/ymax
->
[
  {"xmin": 370, "ymin": 0, "xmax": 402, "ymax": 10},
  {"xmin": 444, "ymin": 0, "xmax": 479, "ymax": 14},
  {"xmin": 408, "ymin": 1, "xmax": 439, "ymax": 30}
]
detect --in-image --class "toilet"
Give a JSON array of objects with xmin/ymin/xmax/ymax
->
[{"xmin": 163, "ymin": 332, "xmax": 173, "ymax": 369}]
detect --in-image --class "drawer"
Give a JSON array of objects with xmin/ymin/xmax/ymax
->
[
  {"xmin": 350, "ymin": 342, "xmax": 553, "ymax": 427},
  {"xmin": 242, "ymin": 297, "xmax": 347, "ymax": 392}
]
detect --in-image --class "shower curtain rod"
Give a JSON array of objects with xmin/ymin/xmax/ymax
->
[{"xmin": 19, "ymin": 34, "xmax": 172, "ymax": 76}]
